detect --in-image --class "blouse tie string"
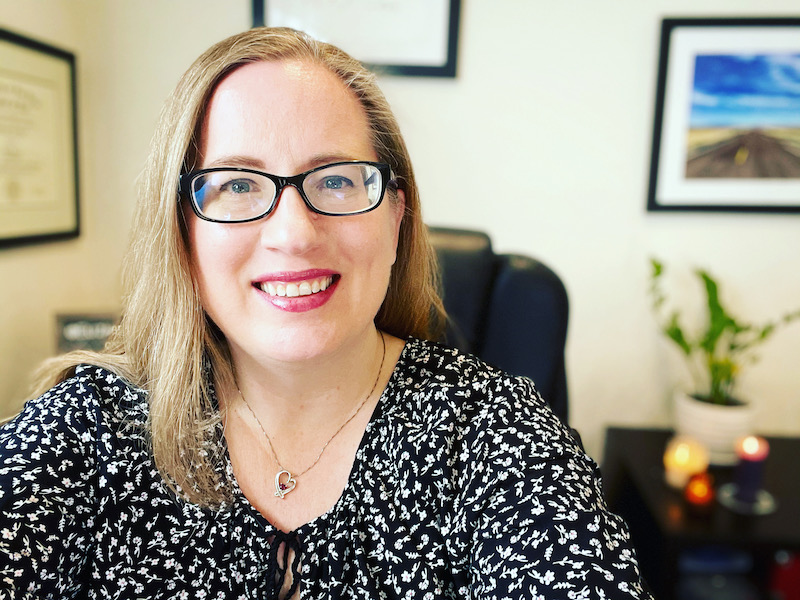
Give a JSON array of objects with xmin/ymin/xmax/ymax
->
[{"xmin": 266, "ymin": 529, "xmax": 302, "ymax": 599}]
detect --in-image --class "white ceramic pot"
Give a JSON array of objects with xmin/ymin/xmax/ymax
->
[{"xmin": 673, "ymin": 391, "xmax": 755, "ymax": 466}]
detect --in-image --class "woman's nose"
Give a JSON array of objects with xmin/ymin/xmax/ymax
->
[{"xmin": 259, "ymin": 185, "xmax": 320, "ymax": 255}]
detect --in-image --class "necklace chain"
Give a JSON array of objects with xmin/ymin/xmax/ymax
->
[{"xmin": 237, "ymin": 330, "xmax": 386, "ymax": 499}]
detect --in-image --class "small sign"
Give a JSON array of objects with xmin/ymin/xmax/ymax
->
[{"xmin": 56, "ymin": 314, "xmax": 117, "ymax": 352}]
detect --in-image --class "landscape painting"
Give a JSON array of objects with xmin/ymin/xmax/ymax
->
[
  {"xmin": 648, "ymin": 18, "xmax": 800, "ymax": 212},
  {"xmin": 686, "ymin": 53, "xmax": 800, "ymax": 179}
]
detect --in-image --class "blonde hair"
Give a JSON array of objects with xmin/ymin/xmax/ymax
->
[{"xmin": 30, "ymin": 27, "xmax": 444, "ymax": 506}]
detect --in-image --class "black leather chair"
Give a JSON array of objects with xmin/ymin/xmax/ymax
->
[{"xmin": 428, "ymin": 227, "xmax": 570, "ymax": 424}]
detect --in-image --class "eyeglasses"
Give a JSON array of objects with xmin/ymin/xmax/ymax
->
[{"xmin": 178, "ymin": 161, "xmax": 395, "ymax": 223}]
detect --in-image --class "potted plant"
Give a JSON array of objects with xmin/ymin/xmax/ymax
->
[{"xmin": 648, "ymin": 258, "xmax": 800, "ymax": 464}]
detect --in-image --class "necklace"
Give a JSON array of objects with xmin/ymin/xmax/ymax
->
[{"xmin": 238, "ymin": 331, "xmax": 386, "ymax": 499}]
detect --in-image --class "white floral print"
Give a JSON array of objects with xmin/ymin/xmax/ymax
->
[{"xmin": 0, "ymin": 338, "xmax": 652, "ymax": 599}]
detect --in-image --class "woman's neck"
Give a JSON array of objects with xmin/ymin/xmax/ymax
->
[{"xmin": 224, "ymin": 326, "xmax": 385, "ymax": 434}]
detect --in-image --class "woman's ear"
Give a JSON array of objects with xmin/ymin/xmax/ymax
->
[{"xmin": 391, "ymin": 188, "xmax": 406, "ymax": 255}]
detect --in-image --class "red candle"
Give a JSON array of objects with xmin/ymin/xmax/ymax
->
[
  {"xmin": 734, "ymin": 435, "xmax": 769, "ymax": 504},
  {"xmin": 684, "ymin": 472, "xmax": 715, "ymax": 515},
  {"xmin": 685, "ymin": 472, "xmax": 715, "ymax": 505}
]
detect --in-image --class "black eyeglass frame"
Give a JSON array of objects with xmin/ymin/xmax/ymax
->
[{"xmin": 178, "ymin": 160, "xmax": 396, "ymax": 223}]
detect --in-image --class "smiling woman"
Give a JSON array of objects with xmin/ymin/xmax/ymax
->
[
  {"xmin": 0, "ymin": 27, "xmax": 653, "ymax": 600},
  {"xmin": 186, "ymin": 59, "xmax": 403, "ymax": 372}
]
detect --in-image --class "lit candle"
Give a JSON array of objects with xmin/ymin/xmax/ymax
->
[
  {"xmin": 733, "ymin": 435, "xmax": 769, "ymax": 504},
  {"xmin": 684, "ymin": 472, "xmax": 715, "ymax": 514},
  {"xmin": 663, "ymin": 436, "xmax": 709, "ymax": 490}
]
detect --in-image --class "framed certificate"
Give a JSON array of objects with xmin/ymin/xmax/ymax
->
[
  {"xmin": 253, "ymin": 0, "xmax": 461, "ymax": 78},
  {"xmin": 0, "ymin": 28, "xmax": 79, "ymax": 245}
]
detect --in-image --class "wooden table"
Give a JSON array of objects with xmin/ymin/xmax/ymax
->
[{"xmin": 602, "ymin": 426, "xmax": 800, "ymax": 599}]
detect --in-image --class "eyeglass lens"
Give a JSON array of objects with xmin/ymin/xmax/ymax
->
[{"xmin": 191, "ymin": 163, "xmax": 384, "ymax": 221}]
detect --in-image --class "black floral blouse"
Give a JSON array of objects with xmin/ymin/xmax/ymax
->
[{"xmin": 0, "ymin": 338, "xmax": 652, "ymax": 599}]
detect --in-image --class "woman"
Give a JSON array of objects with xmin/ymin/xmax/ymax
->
[{"xmin": 0, "ymin": 27, "xmax": 652, "ymax": 599}]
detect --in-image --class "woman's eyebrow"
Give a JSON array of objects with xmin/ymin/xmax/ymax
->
[
  {"xmin": 202, "ymin": 152, "xmax": 365, "ymax": 172},
  {"xmin": 306, "ymin": 153, "xmax": 357, "ymax": 166},
  {"xmin": 204, "ymin": 155, "xmax": 265, "ymax": 169}
]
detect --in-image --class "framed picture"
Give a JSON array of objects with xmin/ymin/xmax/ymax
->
[
  {"xmin": 56, "ymin": 313, "xmax": 117, "ymax": 353},
  {"xmin": 0, "ymin": 28, "xmax": 79, "ymax": 245},
  {"xmin": 252, "ymin": 0, "xmax": 461, "ymax": 77},
  {"xmin": 647, "ymin": 18, "xmax": 800, "ymax": 213}
]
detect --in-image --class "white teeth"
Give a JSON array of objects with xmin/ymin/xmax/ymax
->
[{"xmin": 260, "ymin": 276, "xmax": 333, "ymax": 297}]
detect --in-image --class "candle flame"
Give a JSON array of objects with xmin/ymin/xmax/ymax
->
[
  {"xmin": 663, "ymin": 436, "xmax": 710, "ymax": 489},
  {"xmin": 685, "ymin": 474, "xmax": 714, "ymax": 505},
  {"xmin": 675, "ymin": 443, "xmax": 691, "ymax": 465},
  {"xmin": 742, "ymin": 436, "xmax": 760, "ymax": 455},
  {"xmin": 692, "ymin": 481, "xmax": 709, "ymax": 497}
]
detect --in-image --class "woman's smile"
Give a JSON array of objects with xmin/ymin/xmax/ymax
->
[
  {"xmin": 253, "ymin": 270, "xmax": 341, "ymax": 312},
  {"xmin": 258, "ymin": 276, "xmax": 336, "ymax": 298}
]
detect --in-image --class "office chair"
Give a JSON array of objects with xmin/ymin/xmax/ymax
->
[{"xmin": 428, "ymin": 227, "xmax": 570, "ymax": 424}]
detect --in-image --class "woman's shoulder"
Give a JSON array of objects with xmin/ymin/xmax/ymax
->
[
  {"xmin": 1, "ymin": 364, "xmax": 147, "ymax": 445},
  {"xmin": 390, "ymin": 337, "xmax": 583, "ymax": 454},
  {"xmin": 381, "ymin": 338, "xmax": 585, "ymax": 494},
  {"xmin": 390, "ymin": 337, "xmax": 554, "ymax": 431},
  {"xmin": 397, "ymin": 337, "xmax": 540, "ymax": 400}
]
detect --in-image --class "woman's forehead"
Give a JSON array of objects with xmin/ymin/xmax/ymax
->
[{"xmin": 197, "ymin": 60, "xmax": 375, "ymax": 169}]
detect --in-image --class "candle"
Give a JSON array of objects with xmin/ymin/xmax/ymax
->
[
  {"xmin": 663, "ymin": 436, "xmax": 709, "ymax": 489},
  {"xmin": 733, "ymin": 435, "xmax": 769, "ymax": 503},
  {"xmin": 684, "ymin": 472, "xmax": 715, "ymax": 514}
]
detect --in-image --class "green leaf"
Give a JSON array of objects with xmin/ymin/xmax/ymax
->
[
  {"xmin": 665, "ymin": 313, "xmax": 692, "ymax": 355},
  {"xmin": 650, "ymin": 259, "xmax": 663, "ymax": 278},
  {"xmin": 647, "ymin": 259, "xmax": 800, "ymax": 406},
  {"xmin": 698, "ymin": 270, "xmax": 743, "ymax": 356}
]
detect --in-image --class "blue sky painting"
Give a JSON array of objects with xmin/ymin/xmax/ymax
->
[{"xmin": 690, "ymin": 53, "xmax": 800, "ymax": 128}]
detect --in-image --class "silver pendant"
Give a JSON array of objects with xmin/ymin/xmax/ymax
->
[{"xmin": 274, "ymin": 469, "xmax": 297, "ymax": 499}]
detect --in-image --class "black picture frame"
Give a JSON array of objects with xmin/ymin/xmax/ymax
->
[
  {"xmin": 252, "ymin": 0, "xmax": 461, "ymax": 78},
  {"xmin": 647, "ymin": 18, "xmax": 800, "ymax": 213},
  {"xmin": 0, "ymin": 28, "xmax": 80, "ymax": 245}
]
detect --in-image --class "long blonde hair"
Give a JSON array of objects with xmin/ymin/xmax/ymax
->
[{"xmin": 30, "ymin": 27, "xmax": 445, "ymax": 506}]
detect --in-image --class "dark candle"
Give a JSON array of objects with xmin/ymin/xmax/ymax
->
[{"xmin": 733, "ymin": 435, "xmax": 769, "ymax": 504}]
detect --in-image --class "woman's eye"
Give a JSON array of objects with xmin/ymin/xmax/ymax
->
[
  {"xmin": 322, "ymin": 176, "xmax": 352, "ymax": 190},
  {"xmin": 221, "ymin": 179, "xmax": 254, "ymax": 194}
]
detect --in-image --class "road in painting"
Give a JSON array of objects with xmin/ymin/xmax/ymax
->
[{"xmin": 686, "ymin": 54, "xmax": 800, "ymax": 178}]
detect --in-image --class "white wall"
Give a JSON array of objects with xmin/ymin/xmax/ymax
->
[
  {"xmin": 0, "ymin": 0, "xmax": 120, "ymax": 415},
  {"xmin": 1, "ymin": 0, "xmax": 799, "ymax": 459},
  {"xmin": 0, "ymin": 0, "xmax": 247, "ymax": 414}
]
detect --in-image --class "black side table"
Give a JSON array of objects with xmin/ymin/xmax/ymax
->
[{"xmin": 602, "ymin": 426, "xmax": 800, "ymax": 599}]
